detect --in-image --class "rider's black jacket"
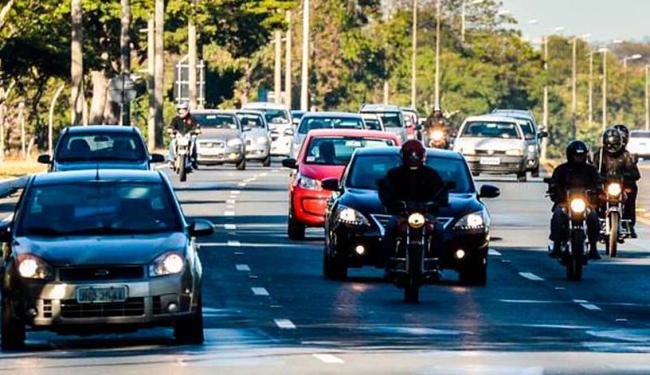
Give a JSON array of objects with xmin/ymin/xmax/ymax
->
[
  {"xmin": 378, "ymin": 165, "xmax": 446, "ymax": 214},
  {"xmin": 170, "ymin": 115, "xmax": 199, "ymax": 135},
  {"xmin": 549, "ymin": 162, "xmax": 601, "ymax": 205},
  {"xmin": 592, "ymin": 148, "xmax": 640, "ymax": 183}
]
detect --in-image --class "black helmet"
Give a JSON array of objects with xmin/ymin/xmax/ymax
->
[
  {"xmin": 566, "ymin": 140, "xmax": 589, "ymax": 164},
  {"xmin": 603, "ymin": 128, "xmax": 623, "ymax": 154},
  {"xmin": 613, "ymin": 124, "xmax": 630, "ymax": 146}
]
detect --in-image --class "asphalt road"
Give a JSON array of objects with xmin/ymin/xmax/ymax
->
[{"xmin": 1, "ymin": 162, "xmax": 650, "ymax": 374}]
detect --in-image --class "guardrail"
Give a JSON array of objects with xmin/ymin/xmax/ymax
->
[{"xmin": 0, "ymin": 176, "xmax": 28, "ymax": 198}]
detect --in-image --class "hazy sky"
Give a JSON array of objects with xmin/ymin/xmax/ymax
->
[{"xmin": 501, "ymin": 0, "xmax": 650, "ymax": 43}]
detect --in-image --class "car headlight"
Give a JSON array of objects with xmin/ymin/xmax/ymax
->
[
  {"xmin": 408, "ymin": 213, "xmax": 426, "ymax": 229},
  {"xmin": 506, "ymin": 149, "xmax": 524, "ymax": 156},
  {"xmin": 461, "ymin": 147, "xmax": 476, "ymax": 155},
  {"xmin": 453, "ymin": 210, "xmax": 488, "ymax": 231},
  {"xmin": 227, "ymin": 138, "xmax": 243, "ymax": 147},
  {"xmin": 430, "ymin": 130, "xmax": 445, "ymax": 142},
  {"xmin": 607, "ymin": 182, "xmax": 622, "ymax": 197},
  {"xmin": 527, "ymin": 145, "xmax": 536, "ymax": 153},
  {"xmin": 570, "ymin": 198, "xmax": 586, "ymax": 214},
  {"xmin": 297, "ymin": 175, "xmax": 321, "ymax": 190},
  {"xmin": 17, "ymin": 254, "xmax": 53, "ymax": 280},
  {"xmin": 257, "ymin": 136, "xmax": 269, "ymax": 144},
  {"xmin": 149, "ymin": 252, "xmax": 185, "ymax": 277},
  {"xmin": 336, "ymin": 206, "xmax": 370, "ymax": 226},
  {"xmin": 284, "ymin": 128, "xmax": 295, "ymax": 137}
]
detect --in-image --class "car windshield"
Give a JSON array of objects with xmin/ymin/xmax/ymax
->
[
  {"xmin": 194, "ymin": 114, "xmax": 239, "ymax": 130},
  {"xmin": 364, "ymin": 119, "xmax": 382, "ymax": 131},
  {"xmin": 462, "ymin": 121, "xmax": 522, "ymax": 139},
  {"xmin": 304, "ymin": 137, "xmax": 394, "ymax": 166},
  {"xmin": 346, "ymin": 154, "xmax": 473, "ymax": 193},
  {"xmin": 56, "ymin": 133, "xmax": 146, "ymax": 163},
  {"xmin": 237, "ymin": 113, "xmax": 266, "ymax": 130},
  {"xmin": 298, "ymin": 117, "xmax": 365, "ymax": 134},
  {"xmin": 262, "ymin": 109, "xmax": 290, "ymax": 125},
  {"xmin": 631, "ymin": 131, "xmax": 650, "ymax": 138},
  {"xmin": 370, "ymin": 112, "xmax": 404, "ymax": 128},
  {"xmin": 18, "ymin": 182, "xmax": 182, "ymax": 236}
]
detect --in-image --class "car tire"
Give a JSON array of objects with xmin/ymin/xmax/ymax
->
[
  {"xmin": 174, "ymin": 296, "xmax": 204, "ymax": 345},
  {"xmin": 516, "ymin": 172, "xmax": 527, "ymax": 182},
  {"xmin": 1, "ymin": 295, "xmax": 25, "ymax": 350},
  {"xmin": 471, "ymin": 171, "xmax": 480, "ymax": 177},
  {"xmin": 531, "ymin": 165, "xmax": 540, "ymax": 178},
  {"xmin": 287, "ymin": 214, "xmax": 306, "ymax": 240},
  {"xmin": 236, "ymin": 158, "xmax": 246, "ymax": 171},
  {"xmin": 262, "ymin": 155, "xmax": 272, "ymax": 167},
  {"xmin": 459, "ymin": 256, "xmax": 487, "ymax": 287}
]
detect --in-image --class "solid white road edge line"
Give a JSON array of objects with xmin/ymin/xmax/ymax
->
[
  {"xmin": 519, "ymin": 272, "xmax": 544, "ymax": 281},
  {"xmin": 274, "ymin": 319, "xmax": 296, "ymax": 329},
  {"xmin": 312, "ymin": 354, "xmax": 344, "ymax": 364},
  {"xmin": 227, "ymin": 240, "xmax": 241, "ymax": 247},
  {"xmin": 252, "ymin": 287, "xmax": 270, "ymax": 296}
]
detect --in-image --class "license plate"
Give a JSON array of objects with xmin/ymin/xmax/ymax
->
[
  {"xmin": 480, "ymin": 157, "xmax": 501, "ymax": 165},
  {"xmin": 76, "ymin": 286, "xmax": 128, "ymax": 304}
]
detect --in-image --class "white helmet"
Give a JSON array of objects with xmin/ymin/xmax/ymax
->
[{"xmin": 176, "ymin": 101, "xmax": 189, "ymax": 110}]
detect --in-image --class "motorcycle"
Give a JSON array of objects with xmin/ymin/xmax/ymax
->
[
  {"xmin": 599, "ymin": 175, "xmax": 631, "ymax": 257},
  {"xmin": 386, "ymin": 201, "xmax": 440, "ymax": 303},
  {"xmin": 545, "ymin": 178, "xmax": 590, "ymax": 281},
  {"xmin": 424, "ymin": 127, "xmax": 449, "ymax": 149},
  {"xmin": 173, "ymin": 130, "xmax": 199, "ymax": 182}
]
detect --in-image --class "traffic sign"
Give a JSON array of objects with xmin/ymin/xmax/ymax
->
[{"xmin": 109, "ymin": 74, "xmax": 137, "ymax": 104}]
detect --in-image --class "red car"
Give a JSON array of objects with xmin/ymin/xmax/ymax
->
[{"xmin": 282, "ymin": 129, "xmax": 401, "ymax": 240}]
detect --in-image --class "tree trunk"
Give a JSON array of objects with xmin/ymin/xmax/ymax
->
[
  {"xmin": 89, "ymin": 70, "xmax": 108, "ymax": 124},
  {"xmin": 71, "ymin": 0, "xmax": 84, "ymax": 125}
]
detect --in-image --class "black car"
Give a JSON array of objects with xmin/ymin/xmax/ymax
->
[
  {"xmin": 322, "ymin": 147, "xmax": 500, "ymax": 285},
  {"xmin": 0, "ymin": 169, "xmax": 214, "ymax": 349},
  {"xmin": 38, "ymin": 126, "xmax": 165, "ymax": 171}
]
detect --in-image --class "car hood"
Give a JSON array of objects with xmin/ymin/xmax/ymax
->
[
  {"xmin": 299, "ymin": 163, "xmax": 346, "ymax": 181},
  {"xmin": 54, "ymin": 161, "xmax": 149, "ymax": 171},
  {"xmin": 244, "ymin": 129, "xmax": 268, "ymax": 139},
  {"xmin": 198, "ymin": 128, "xmax": 241, "ymax": 140},
  {"xmin": 13, "ymin": 232, "xmax": 187, "ymax": 267},
  {"xmin": 339, "ymin": 188, "xmax": 483, "ymax": 219},
  {"xmin": 455, "ymin": 137, "xmax": 526, "ymax": 152}
]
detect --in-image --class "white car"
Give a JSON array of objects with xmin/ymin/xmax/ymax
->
[
  {"xmin": 241, "ymin": 102, "xmax": 293, "ymax": 157},
  {"xmin": 291, "ymin": 112, "xmax": 367, "ymax": 157},
  {"xmin": 628, "ymin": 130, "xmax": 650, "ymax": 159}
]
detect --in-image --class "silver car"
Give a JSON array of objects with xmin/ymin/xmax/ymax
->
[
  {"xmin": 291, "ymin": 112, "xmax": 367, "ymax": 157},
  {"xmin": 454, "ymin": 115, "xmax": 529, "ymax": 182},
  {"xmin": 360, "ymin": 104, "xmax": 408, "ymax": 144},
  {"xmin": 193, "ymin": 110, "xmax": 247, "ymax": 170},
  {"xmin": 237, "ymin": 110, "xmax": 272, "ymax": 167},
  {"xmin": 492, "ymin": 109, "xmax": 548, "ymax": 177},
  {"xmin": 241, "ymin": 102, "xmax": 294, "ymax": 157}
]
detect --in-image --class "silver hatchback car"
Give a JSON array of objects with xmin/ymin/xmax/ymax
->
[
  {"xmin": 193, "ymin": 110, "xmax": 247, "ymax": 170},
  {"xmin": 237, "ymin": 110, "xmax": 272, "ymax": 167}
]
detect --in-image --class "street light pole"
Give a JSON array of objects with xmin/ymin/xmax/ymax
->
[
  {"xmin": 600, "ymin": 48, "xmax": 608, "ymax": 130},
  {"xmin": 434, "ymin": 0, "xmax": 441, "ymax": 110},
  {"xmin": 300, "ymin": 0, "xmax": 309, "ymax": 111},
  {"xmin": 411, "ymin": 0, "xmax": 417, "ymax": 108},
  {"xmin": 274, "ymin": 30, "xmax": 282, "ymax": 104},
  {"xmin": 571, "ymin": 37, "xmax": 577, "ymax": 139},
  {"xmin": 285, "ymin": 11, "xmax": 292, "ymax": 109},
  {"xmin": 542, "ymin": 35, "xmax": 549, "ymax": 160},
  {"xmin": 588, "ymin": 51, "xmax": 593, "ymax": 129}
]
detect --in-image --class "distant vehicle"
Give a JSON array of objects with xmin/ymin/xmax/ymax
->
[
  {"xmin": 38, "ymin": 126, "xmax": 164, "ymax": 171},
  {"xmin": 236, "ymin": 110, "xmax": 272, "ymax": 167},
  {"xmin": 282, "ymin": 129, "xmax": 400, "ymax": 240},
  {"xmin": 454, "ymin": 115, "xmax": 530, "ymax": 181},
  {"xmin": 291, "ymin": 110, "xmax": 305, "ymax": 126},
  {"xmin": 360, "ymin": 104, "xmax": 408, "ymax": 144},
  {"xmin": 0, "ymin": 169, "xmax": 215, "ymax": 349},
  {"xmin": 401, "ymin": 107, "xmax": 420, "ymax": 140},
  {"xmin": 291, "ymin": 112, "xmax": 367, "ymax": 158},
  {"xmin": 361, "ymin": 113, "xmax": 385, "ymax": 132},
  {"xmin": 193, "ymin": 110, "xmax": 247, "ymax": 170},
  {"xmin": 321, "ymin": 147, "xmax": 500, "ymax": 285},
  {"xmin": 491, "ymin": 109, "xmax": 548, "ymax": 176},
  {"xmin": 242, "ymin": 102, "xmax": 293, "ymax": 156},
  {"xmin": 628, "ymin": 130, "xmax": 650, "ymax": 159}
]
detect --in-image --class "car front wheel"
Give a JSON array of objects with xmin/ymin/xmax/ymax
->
[
  {"xmin": 1, "ymin": 295, "xmax": 25, "ymax": 350},
  {"xmin": 174, "ymin": 296, "xmax": 204, "ymax": 345}
]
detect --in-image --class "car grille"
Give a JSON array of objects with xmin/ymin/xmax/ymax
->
[
  {"xmin": 43, "ymin": 299, "xmax": 53, "ymax": 318},
  {"xmin": 371, "ymin": 214, "xmax": 454, "ymax": 235},
  {"xmin": 200, "ymin": 141, "xmax": 225, "ymax": 149},
  {"xmin": 58, "ymin": 266, "xmax": 145, "ymax": 282},
  {"xmin": 60, "ymin": 298, "xmax": 145, "ymax": 318},
  {"xmin": 476, "ymin": 150, "xmax": 507, "ymax": 155}
]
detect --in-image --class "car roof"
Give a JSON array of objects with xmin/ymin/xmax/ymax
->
[
  {"xmin": 31, "ymin": 169, "xmax": 163, "ymax": 186},
  {"xmin": 360, "ymin": 104, "xmax": 402, "ymax": 112},
  {"xmin": 65, "ymin": 125, "xmax": 141, "ymax": 134},
  {"xmin": 492, "ymin": 109, "xmax": 535, "ymax": 120},
  {"xmin": 236, "ymin": 109, "xmax": 265, "ymax": 116},
  {"xmin": 463, "ymin": 114, "xmax": 522, "ymax": 124},
  {"xmin": 193, "ymin": 109, "xmax": 238, "ymax": 116},
  {"xmin": 301, "ymin": 111, "xmax": 363, "ymax": 119},
  {"xmin": 242, "ymin": 102, "xmax": 289, "ymax": 111},
  {"xmin": 353, "ymin": 146, "xmax": 464, "ymax": 160},
  {"xmin": 305, "ymin": 129, "xmax": 397, "ymax": 140}
]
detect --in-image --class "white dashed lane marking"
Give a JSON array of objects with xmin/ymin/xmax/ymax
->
[
  {"xmin": 274, "ymin": 319, "xmax": 296, "ymax": 329},
  {"xmin": 312, "ymin": 354, "xmax": 344, "ymax": 364},
  {"xmin": 230, "ymin": 190, "xmax": 241, "ymax": 195},
  {"xmin": 251, "ymin": 287, "xmax": 270, "ymax": 296},
  {"xmin": 238, "ymin": 183, "xmax": 247, "ymax": 187},
  {"xmin": 224, "ymin": 224, "xmax": 237, "ymax": 230},
  {"xmin": 580, "ymin": 303, "xmax": 602, "ymax": 311},
  {"xmin": 519, "ymin": 272, "xmax": 544, "ymax": 281},
  {"xmin": 224, "ymin": 211, "xmax": 235, "ymax": 216},
  {"xmin": 488, "ymin": 249, "xmax": 502, "ymax": 256},
  {"xmin": 236, "ymin": 264, "xmax": 250, "ymax": 272},
  {"xmin": 226, "ymin": 199, "xmax": 236, "ymax": 204}
]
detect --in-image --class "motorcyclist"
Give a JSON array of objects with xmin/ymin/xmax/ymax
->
[
  {"xmin": 614, "ymin": 124, "xmax": 639, "ymax": 238},
  {"xmin": 168, "ymin": 101, "xmax": 200, "ymax": 167},
  {"xmin": 548, "ymin": 140, "xmax": 601, "ymax": 260},
  {"xmin": 592, "ymin": 127, "xmax": 641, "ymax": 238},
  {"xmin": 378, "ymin": 140, "xmax": 448, "ymax": 264},
  {"xmin": 423, "ymin": 109, "xmax": 452, "ymax": 148}
]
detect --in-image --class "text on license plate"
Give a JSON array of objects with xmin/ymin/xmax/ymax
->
[
  {"xmin": 480, "ymin": 157, "xmax": 501, "ymax": 165},
  {"xmin": 76, "ymin": 286, "xmax": 128, "ymax": 304}
]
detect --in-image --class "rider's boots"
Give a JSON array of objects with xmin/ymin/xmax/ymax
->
[
  {"xmin": 549, "ymin": 241, "xmax": 562, "ymax": 258},
  {"xmin": 588, "ymin": 242, "xmax": 601, "ymax": 260}
]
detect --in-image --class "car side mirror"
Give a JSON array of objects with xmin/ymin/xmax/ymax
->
[
  {"xmin": 538, "ymin": 131, "xmax": 549, "ymax": 139},
  {"xmin": 189, "ymin": 219, "xmax": 214, "ymax": 237},
  {"xmin": 321, "ymin": 178, "xmax": 341, "ymax": 192},
  {"xmin": 150, "ymin": 153, "xmax": 165, "ymax": 163},
  {"xmin": 479, "ymin": 184, "xmax": 501, "ymax": 199},
  {"xmin": 37, "ymin": 154, "xmax": 51, "ymax": 164},
  {"xmin": 282, "ymin": 158, "xmax": 298, "ymax": 169}
]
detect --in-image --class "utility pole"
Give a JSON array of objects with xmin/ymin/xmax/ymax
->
[
  {"xmin": 147, "ymin": 18, "xmax": 155, "ymax": 150},
  {"xmin": 410, "ymin": 0, "xmax": 417, "ymax": 109},
  {"xmin": 18, "ymin": 101, "xmax": 25, "ymax": 159},
  {"xmin": 71, "ymin": 0, "xmax": 84, "ymax": 125},
  {"xmin": 300, "ymin": 0, "xmax": 309, "ymax": 111},
  {"xmin": 285, "ymin": 11, "xmax": 293, "ymax": 109},
  {"xmin": 188, "ymin": 0, "xmax": 198, "ymax": 109},
  {"xmin": 571, "ymin": 37, "xmax": 577, "ymax": 139},
  {"xmin": 154, "ymin": 0, "xmax": 164, "ymax": 147},
  {"xmin": 434, "ymin": 0, "xmax": 441, "ymax": 110},
  {"xmin": 588, "ymin": 51, "xmax": 593, "ymax": 129},
  {"xmin": 120, "ymin": 0, "xmax": 131, "ymax": 126},
  {"xmin": 542, "ymin": 35, "xmax": 549, "ymax": 160},
  {"xmin": 601, "ymin": 49, "xmax": 608, "ymax": 130},
  {"xmin": 382, "ymin": 0, "xmax": 392, "ymax": 104},
  {"xmin": 274, "ymin": 30, "xmax": 282, "ymax": 104}
]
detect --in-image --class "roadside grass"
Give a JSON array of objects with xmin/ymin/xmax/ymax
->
[{"xmin": 0, "ymin": 159, "xmax": 47, "ymax": 180}]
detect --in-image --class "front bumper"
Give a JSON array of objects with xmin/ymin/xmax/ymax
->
[
  {"xmin": 245, "ymin": 141, "xmax": 270, "ymax": 160},
  {"xmin": 16, "ymin": 274, "xmax": 198, "ymax": 331},
  {"xmin": 292, "ymin": 187, "xmax": 332, "ymax": 226},
  {"xmin": 464, "ymin": 155, "xmax": 527, "ymax": 175},
  {"xmin": 197, "ymin": 144, "xmax": 244, "ymax": 164}
]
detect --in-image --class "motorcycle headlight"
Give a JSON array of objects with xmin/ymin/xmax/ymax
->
[
  {"xmin": 227, "ymin": 138, "xmax": 243, "ymax": 147},
  {"xmin": 336, "ymin": 206, "xmax": 370, "ymax": 226},
  {"xmin": 297, "ymin": 175, "xmax": 321, "ymax": 191},
  {"xmin": 570, "ymin": 198, "xmax": 586, "ymax": 214},
  {"xmin": 408, "ymin": 212, "xmax": 426, "ymax": 229},
  {"xmin": 453, "ymin": 211, "xmax": 488, "ymax": 232},
  {"xmin": 430, "ymin": 130, "xmax": 445, "ymax": 142},
  {"xmin": 149, "ymin": 252, "xmax": 185, "ymax": 277},
  {"xmin": 607, "ymin": 182, "xmax": 622, "ymax": 197},
  {"xmin": 527, "ymin": 145, "xmax": 536, "ymax": 153},
  {"xmin": 17, "ymin": 254, "xmax": 53, "ymax": 280},
  {"xmin": 506, "ymin": 149, "xmax": 524, "ymax": 156}
]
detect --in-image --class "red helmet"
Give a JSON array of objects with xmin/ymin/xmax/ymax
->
[{"xmin": 401, "ymin": 140, "xmax": 426, "ymax": 168}]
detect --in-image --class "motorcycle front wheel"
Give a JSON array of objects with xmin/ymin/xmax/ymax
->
[
  {"xmin": 404, "ymin": 246, "xmax": 422, "ymax": 303},
  {"xmin": 567, "ymin": 230, "xmax": 584, "ymax": 281},
  {"xmin": 179, "ymin": 155, "xmax": 187, "ymax": 182},
  {"xmin": 606, "ymin": 211, "xmax": 620, "ymax": 258}
]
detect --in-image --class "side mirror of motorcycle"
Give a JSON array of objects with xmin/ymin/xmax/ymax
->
[
  {"xmin": 538, "ymin": 131, "xmax": 549, "ymax": 139},
  {"xmin": 37, "ymin": 154, "xmax": 51, "ymax": 164},
  {"xmin": 479, "ymin": 184, "xmax": 501, "ymax": 199},
  {"xmin": 189, "ymin": 219, "xmax": 215, "ymax": 237},
  {"xmin": 150, "ymin": 154, "xmax": 165, "ymax": 163},
  {"xmin": 321, "ymin": 178, "xmax": 341, "ymax": 192},
  {"xmin": 282, "ymin": 158, "xmax": 298, "ymax": 169}
]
